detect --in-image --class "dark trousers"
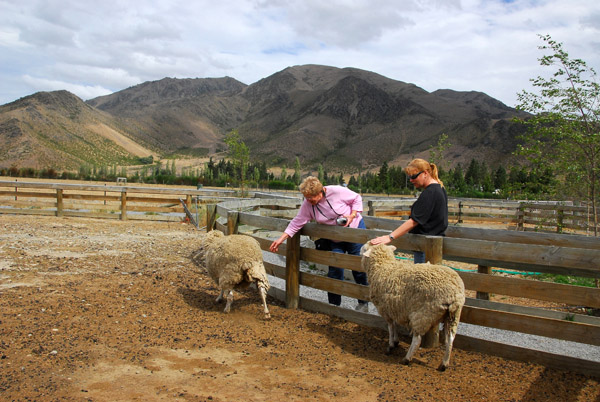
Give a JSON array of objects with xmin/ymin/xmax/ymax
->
[
  {"xmin": 413, "ymin": 251, "xmax": 426, "ymax": 264},
  {"xmin": 327, "ymin": 219, "xmax": 368, "ymax": 306}
]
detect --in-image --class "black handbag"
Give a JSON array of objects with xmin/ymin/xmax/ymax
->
[{"xmin": 314, "ymin": 238, "xmax": 332, "ymax": 251}]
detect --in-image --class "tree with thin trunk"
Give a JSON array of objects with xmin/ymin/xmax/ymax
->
[
  {"xmin": 516, "ymin": 34, "xmax": 600, "ymax": 236},
  {"xmin": 225, "ymin": 129, "xmax": 250, "ymax": 197}
]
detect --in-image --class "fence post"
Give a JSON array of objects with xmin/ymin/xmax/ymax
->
[
  {"xmin": 120, "ymin": 191, "xmax": 127, "ymax": 221},
  {"xmin": 206, "ymin": 204, "xmax": 216, "ymax": 232},
  {"xmin": 517, "ymin": 203, "xmax": 524, "ymax": 231},
  {"xmin": 368, "ymin": 200, "xmax": 375, "ymax": 216},
  {"xmin": 56, "ymin": 189, "xmax": 63, "ymax": 217},
  {"xmin": 557, "ymin": 207, "xmax": 564, "ymax": 234},
  {"xmin": 422, "ymin": 235, "xmax": 444, "ymax": 348},
  {"xmin": 285, "ymin": 233, "xmax": 301, "ymax": 309},
  {"xmin": 227, "ymin": 211, "xmax": 239, "ymax": 235},
  {"xmin": 458, "ymin": 201, "xmax": 463, "ymax": 224},
  {"xmin": 476, "ymin": 265, "xmax": 492, "ymax": 300},
  {"xmin": 424, "ymin": 235, "xmax": 443, "ymax": 265}
]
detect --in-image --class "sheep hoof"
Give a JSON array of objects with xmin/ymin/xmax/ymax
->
[
  {"xmin": 437, "ymin": 364, "xmax": 447, "ymax": 372},
  {"xmin": 385, "ymin": 346, "xmax": 395, "ymax": 355},
  {"xmin": 401, "ymin": 358, "xmax": 411, "ymax": 366},
  {"xmin": 264, "ymin": 313, "xmax": 271, "ymax": 320}
]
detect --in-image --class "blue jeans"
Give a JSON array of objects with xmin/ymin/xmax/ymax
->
[
  {"xmin": 327, "ymin": 219, "xmax": 368, "ymax": 306},
  {"xmin": 413, "ymin": 251, "xmax": 425, "ymax": 264}
]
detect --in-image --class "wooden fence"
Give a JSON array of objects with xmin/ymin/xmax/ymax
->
[
  {"xmin": 367, "ymin": 198, "xmax": 599, "ymax": 234},
  {"xmin": 208, "ymin": 198, "xmax": 600, "ymax": 378},
  {"xmin": 0, "ymin": 180, "xmax": 238, "ymax": 222}
]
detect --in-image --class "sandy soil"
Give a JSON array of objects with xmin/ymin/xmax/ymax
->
[
  {"xmin": 87, "ymin": 123, "xmax": 158, "ymax": 159},
  {"xmin": 0, "ymin": 214, "xmax": 599, "ymax": 401}
]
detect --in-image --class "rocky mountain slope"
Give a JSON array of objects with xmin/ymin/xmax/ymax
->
[
  {"xmin": 233, "ymin": 65, "xmax": 527, "ymax": 169},
  {"xmin": 0, "ymin": 65, "xmax": 529, "ymax": 171},
  {"xmin": 0, "ymin": 91, "xmax": 156, "ymax": 170}
]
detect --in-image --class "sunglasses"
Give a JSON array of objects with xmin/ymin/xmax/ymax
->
[{"xmin": 408, "ymin": 171, "xmax": 424, "ymax": 180}]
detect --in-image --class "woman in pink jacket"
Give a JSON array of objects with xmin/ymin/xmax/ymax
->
[{"xmin": 270, "ymin": 176, "xmax": 368, "ymax": 311}]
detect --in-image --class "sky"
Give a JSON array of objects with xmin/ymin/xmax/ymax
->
[{"xmin": 1, "ymin": 0, "xmax": 599, "ymax": 108}]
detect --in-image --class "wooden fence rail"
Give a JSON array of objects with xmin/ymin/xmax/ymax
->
[
  {"xmin": 209, "ymin": 198, "xmax": 600, "ymax": 377},
  {"xmin": 367, "ymin": 199, "xmax": 599, "ymax": 234},
  {"xmin": 0, "ymin": 180, "xmax": 238, "ymax": 222}
]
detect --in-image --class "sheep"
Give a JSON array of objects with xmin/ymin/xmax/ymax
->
[
  {"xmin": 191, "ymin": 230, "xmax": 271, "ymax": 319},
  {"xmin": 360, "ymin": 242, "xmax": 465, "ymax": 371}
]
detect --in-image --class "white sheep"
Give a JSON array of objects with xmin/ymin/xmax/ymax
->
[
  {"xmin": 360, "ymin": 242, "xmax": 465, "ymax": 371},
  {"xmin": 191, "ymin": 230, "xmax": 271, "ymax": 319}
]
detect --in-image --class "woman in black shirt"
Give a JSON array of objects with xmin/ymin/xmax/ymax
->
[{"xmin": 370, "ymin": 158, "xmax": 448, "ymax": 263}]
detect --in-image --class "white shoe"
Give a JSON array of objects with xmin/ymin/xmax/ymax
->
[{"xmin": 355, "ymin": 302, "xmax": 368, "ymax": 313}]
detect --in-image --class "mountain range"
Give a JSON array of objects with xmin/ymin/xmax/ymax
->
[{"xmin": 0, "ymin": 64, "xmax": 529, "ymax": 172}]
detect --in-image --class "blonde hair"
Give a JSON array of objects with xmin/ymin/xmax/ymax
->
[
  {"xmin": 299, "ymin": 176, "xmax": 323, "ymax": 197},
  {"xmin": 405, "ymin": 158, "xmax": 444, "ymax": 188}
]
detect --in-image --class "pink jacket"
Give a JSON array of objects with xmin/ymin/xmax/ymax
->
[{"xmin": 284, "ymin": 185, "xmax": 363, "ymax": 238}]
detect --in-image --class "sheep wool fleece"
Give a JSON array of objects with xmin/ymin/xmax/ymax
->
[
  {"xmin": 191, "ymin": 230, "xmax": 270, "ymax": 318},
  {"xmin": 361, "ymin": 243, "xmax": 464, "ymax": 337}
]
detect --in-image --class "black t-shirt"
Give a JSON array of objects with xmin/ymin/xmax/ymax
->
[{"xmin": 409, "ymin": 183, "xmax": 448, "ymax": 236}]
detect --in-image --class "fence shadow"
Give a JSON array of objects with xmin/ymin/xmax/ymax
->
[{"xmin": 519, "ymin": 367, "xmax": 600, "ymax": 402}]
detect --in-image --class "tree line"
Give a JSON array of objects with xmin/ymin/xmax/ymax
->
[{"xmin": 0, "ymin": 156, "xmax": 554, "ymax": 200}]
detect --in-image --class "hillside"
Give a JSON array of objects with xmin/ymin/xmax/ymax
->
[
  {"xmin": 0, "ymin": 65, "xmax": 529, "ymax": 172},
  {"xmin": 86, "ymin": 77, "xmax": 249, "ymax": 154},
  {"xmin": 0, "ymin": 91, "xmax": 156, "ymax": 170}
]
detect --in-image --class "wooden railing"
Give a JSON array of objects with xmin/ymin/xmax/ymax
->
[
  {"xmin": 367, "ymin": 198, "xmax": 599, "ymax": 234},
  {"xmin": 208, "ymin": 198, "xmax": 600, "ymax": 377},
  {"xmin": 0, "ymin": 180, "xmax": 238, "ymax": 222}
]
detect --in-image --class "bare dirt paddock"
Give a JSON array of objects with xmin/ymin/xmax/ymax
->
[{"xmin": 0, "ymin": 214, "xmax": 599, "ymax": 402}]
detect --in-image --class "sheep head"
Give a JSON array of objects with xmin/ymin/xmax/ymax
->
[
  {"xmin": 360, "ymin": 242, "xmax": 397, "ymax": 273},
  {"xmin": 360, "ymin": 242, "xmax": 396, "ymax": 258}
]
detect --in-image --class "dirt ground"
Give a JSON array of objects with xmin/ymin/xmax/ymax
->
[{"xmin": 1, "ymin": 214, "xmax": 599, "ymax": 402}]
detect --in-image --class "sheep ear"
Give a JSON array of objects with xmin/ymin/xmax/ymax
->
[
  {"xmin": 387, "ymin": 245, "xmax": 397, "ymax": 252},
  {"xmin": 362, "ymin": 248, "xmax": 372, "ymax": 257}
]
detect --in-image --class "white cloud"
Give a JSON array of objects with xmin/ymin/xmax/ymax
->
[
  {"xmin": 0, "ymin": 0, "xmax": 599, "ymax": 107},
  {"xmin": 21, "ymin": 75, "xmax": 113, "ymax": 99}
]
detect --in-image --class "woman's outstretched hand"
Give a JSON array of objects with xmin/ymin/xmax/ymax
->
[{"xmin": 370, "ymin": 235, "xmax": 391, "ymax": 245}]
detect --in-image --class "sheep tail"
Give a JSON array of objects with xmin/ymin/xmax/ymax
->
[
  {"xmin": 243, "ymin": 262, "xmax": 270, "ymax": 291},
  {"xmin": 444, "ymin": 300, "xmax": 463, "ymax": 336}
]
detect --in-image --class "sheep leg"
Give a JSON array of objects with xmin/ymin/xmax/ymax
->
[
  {"xmin": 438, "ymin": 328, "xmax": 456, "ymax": 372},
  {"xmin": 385, "ymin": 322, "xmax": 399, "ymax": 355},
  {"xmin": 223, "ymin": 290, "xmax": 234, "ymax": 313},
  {"xmin": 392, "ymin": 322, "xmax": 399, "ymax": 347},
  {"xmin": 438, "ymin": 310, "xmax": 460, "ymax": 371},
  {"xmin": 257, "ymin": 284, "xmax": 271, "ymax": 319},
  {"xmin": 215, "ymin": 289, "xmax": 224, "ymax": 303},
  {"xmin": 402, "ymin": 334, "xmax": 422, "ymax": 365}
]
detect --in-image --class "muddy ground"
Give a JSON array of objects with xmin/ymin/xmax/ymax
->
[{"xmin": 0, "ymin": 214, "xmax": 598, "ymax": 401}]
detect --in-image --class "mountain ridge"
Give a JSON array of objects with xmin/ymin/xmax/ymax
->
[{"xmin": 0, "ymin": 64, "xmax": 528, "ymax": 172}]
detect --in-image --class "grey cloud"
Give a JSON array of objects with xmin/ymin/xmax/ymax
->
[{"xmin": 255, "ymin": 0, "xmax": 460, "ymax": 48}]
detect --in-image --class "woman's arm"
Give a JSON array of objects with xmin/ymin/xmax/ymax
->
[
  {"xmin": 370, "ymin": 218, "xmax": 419, "ymax": 245},
  {"xmin": 269, "ymin": 232, "xmax": 290, "ymax": 252}
]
